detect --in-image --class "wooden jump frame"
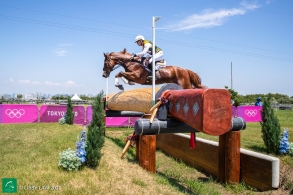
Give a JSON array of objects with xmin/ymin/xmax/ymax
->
[{"xmin": 104, "ymin": 84, "xmax": 279, "ymax": 191}]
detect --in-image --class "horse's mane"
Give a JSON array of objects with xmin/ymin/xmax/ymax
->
[{"xmin": 107, "ymin": 49, "xmax": 132, "ymax": 60}]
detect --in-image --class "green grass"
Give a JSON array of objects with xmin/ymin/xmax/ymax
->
[{"xmin": 0, "ymin": 110, "xmax": 293, "ymax": 194}]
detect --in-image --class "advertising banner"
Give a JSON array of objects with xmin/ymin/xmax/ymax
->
[
  {"xmin": 242, "ymin": 106, "xmax": 262, "ymax": 122},
  {"xmin": 232, "ymin": 106, "xmax": 262, "ymax": 122},
  {"xmin": 39, "ymin": 105, "xmax": 85, "ymax": 124},
  {"xmin": 0, "ymin": 104, "xmax": 38, "ymax": 124},
  {"xmin": 106, "ymin": 117, "xmax": 129, "ymax": 127},
  {"xmin": 86, "ymin": 106, "xmax": 140, "ymax": 127},
  {"xmin": 129, "ymin": 117, "xmax": 141, "ymax": 127},
  {"xmin": 73, "ymin": 106, "xmax": 85, "ymax": 125},
  {"xmin": 85, "ymin": 106, "xmax": 92, "ymax": 125}
]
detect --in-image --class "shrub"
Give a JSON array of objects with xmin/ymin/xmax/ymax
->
[
  {"xmin": 86, "ymin": 91, "xmax": 105, "ymax": 168},
  {"xmin": 58, "ymin": 148, "xmax": 81, "ymax": 171},
  {"xmin": 260, "ymin": 95, "xmax": 281, "ymax": 154},
  {"xmin": 65, "ymin": 97, "xmax": 74, "ymax": 125},
  {"xmin": 59, "ymin": 114, "xmax": 66, "ymax": 125},
  {"xmin": 58, "ymin": 117, "xmax": 66, "ymax": 125}
]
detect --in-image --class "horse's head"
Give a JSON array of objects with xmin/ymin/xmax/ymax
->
[
  {"xmin": 102, "ymin": 53, "xmax": 115, "ymax": 78},
  {"xmin": 102, "ymin": 49, "xmax": 131, "ymax": 78}
]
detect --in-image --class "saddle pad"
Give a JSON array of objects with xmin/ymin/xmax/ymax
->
[{"xmin": 164, "ymin": 88, "xmax": 232, "ymax": 135}]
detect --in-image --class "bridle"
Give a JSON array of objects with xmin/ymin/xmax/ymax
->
[
  {"xmin": 105, "ymin": 56, "xmax": 120, "ymax": 72},
  {"xmin": 105, "ymin": 54, "xmax": 133, "ymax": 72}
]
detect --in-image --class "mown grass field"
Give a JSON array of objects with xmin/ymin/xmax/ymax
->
[{"xmin": 0, "ymin": 110, "xmax": 292, "ymax": 194}]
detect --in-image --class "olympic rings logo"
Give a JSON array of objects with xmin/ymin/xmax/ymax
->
[
  {"xmin": 245, "ymin": 109, "xmax": 257, "ymax": 117},
  {"xmin": 5, "ymin": 109, "xmax": 25, "ymax": 118}
]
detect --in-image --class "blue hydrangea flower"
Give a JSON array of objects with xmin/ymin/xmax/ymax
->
[
  {"xmin": 76, "ymin": 127, "xmax": 87, "ymax": 163},
  {"xmin": 279, "ymin": 128, "xmax": 289, "ymax": 154}
]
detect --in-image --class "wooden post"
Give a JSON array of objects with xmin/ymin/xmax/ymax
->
[
  {"xmin": 138, "ymin": 134, "xmax": 156, "ymax": 173},
  {"xmin": 225, "ymin": 131, "xmax": 240, "ymax": 184}
]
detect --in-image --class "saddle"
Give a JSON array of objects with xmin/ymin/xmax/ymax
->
[
  {"xmin": 132, "ymin": 57, "xmax": 166, "ymax": 84},
  {"xmin": 133, "ymin": 57, "xmax": 166, "ymax": 68}
]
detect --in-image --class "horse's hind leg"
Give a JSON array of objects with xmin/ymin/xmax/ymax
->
[{"xmin": 116, "ymin": 71, "xmax": 136, "ymax": 85}]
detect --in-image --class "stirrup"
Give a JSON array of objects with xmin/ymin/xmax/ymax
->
[{"xmin": 147, "ymin": 72, "xmax": 158, "ymax": 80}]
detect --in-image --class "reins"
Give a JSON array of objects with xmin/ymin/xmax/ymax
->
[{"xmin": 106, "ymin": 53, "xmax": 138, "ymax": 72}]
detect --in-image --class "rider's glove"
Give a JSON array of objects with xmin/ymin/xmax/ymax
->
[{"xmin": 131, "ymin": 53, "xmax": 136, "ymax": 60}]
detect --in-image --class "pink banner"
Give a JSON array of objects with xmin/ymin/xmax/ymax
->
[
  {"xmin": 0, "ymin": 104, "xmax": 38, "ymax": 124},
  {"xmin": 39, "ymin": 105, "xmax": 85, "ymax": 124},
  {"xmin": 106, "ymin": 117, "xmax": 129, "ymax": 127},
  {"xmin": 85, "ymin": 106, "xmax": 92, "ymax": 125},
  {"xmin": 73, "ymin": 106, "xmax": 85, "ymax": 125},
  {"xmin": 232, "ymin": 106, "xmax": 262, "ymax": 122},
  {"xmin": 129, "ymin": 117, "xmax": 141, "ymax": 127},
  {"xmin": 86, "ymin": 106, "xmax": 140, "ymax": 127},
  {"xmin": 242, "ymin": 106, "xmax": 262, "ymax": 122}
]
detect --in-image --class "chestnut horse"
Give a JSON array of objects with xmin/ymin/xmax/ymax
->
[{"xmin": 102, "ymin": 48, "xmax": 204, "ymax": 90}]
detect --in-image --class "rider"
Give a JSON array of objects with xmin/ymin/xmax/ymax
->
[{"xmin": 132, "ymin": 35, "xmax": 164, "ymax": 71}]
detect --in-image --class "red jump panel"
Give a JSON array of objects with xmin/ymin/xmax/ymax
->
[{"xmin": 164, "ymin": 88, "xmax": 232, "ymax": 136}]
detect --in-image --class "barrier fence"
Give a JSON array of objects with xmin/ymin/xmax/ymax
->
[
  {"xmin": 232, "ymin": 106, "xmax": 262, "ymax": 122},
  {"xmin": 0, "ymin": 104, "xmax": 262, "ymax": 125}
]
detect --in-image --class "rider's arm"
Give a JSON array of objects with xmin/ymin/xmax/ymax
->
[{"xmin": 135, "ymin": 43, "xmax": 152, "ymax": 57}]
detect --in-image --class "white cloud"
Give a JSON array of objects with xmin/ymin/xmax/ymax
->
[
  {"xmin": 240, "ymin": 1, "xmax": 260, "ymax": 10},
  {"xmin": 54, "ymin": 49, "xmax": 67, "ymax": 57},
  {"xmin": 44, "ymin": 80, "xmax": 83, "ymax": 88},
  {"xmin": 65, "ymin": 80, "xmax": 76, "ymax": 86},
  {"xmin": 53, "ymin": 43, "xmax": 74, "ymax": 56},
  {"xmin": 58, "ymin": 43, "xmax": 75, "ymax": 47},
  {"xmin": 265, "ymin": 0, "xmax": 273, "ymax": 5},
  {"xmin": 9, "ymin": 78, "xmax": 14, "ymax": 82},
  {"xmin": 163, "ymin": 2, "xmax": 260, "ymax": 31},
  {"xmin": 44, "ymin": 81, "xmax": 61, "ymax": 86},
  {"xmin": 18, "ymin": 79, "xmax": 41, "ymax": 85},
  {"xmin": 64, "ymin": 80, "xmax": 83, "ymax": 87}
]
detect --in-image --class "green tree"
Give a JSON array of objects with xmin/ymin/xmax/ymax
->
[
  {"xmin": 225, "ymin": 86, "xmax": 240, "ymax": 106},
  {"xmin": 17, "ymin": 94, "xmax": 23, "ymax": 99},
  {"xmin": 260, "ymin": 95, "xmax": 281, "ymax": 154},
  {"xmin": 65, "ymin": 96, "xmax": 74, "ymax": 125},
  {"xmin": 85, "ymin": 91, "xmax": 105, "ymax": 169}
]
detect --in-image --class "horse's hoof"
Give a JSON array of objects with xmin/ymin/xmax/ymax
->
[
  {"xmin": 129, "ymin": 81, "xmax": 135, "ymax": 85},
  {"xmin": 116, "ymin": 84, "xmax": 124, "ymax": 90}
]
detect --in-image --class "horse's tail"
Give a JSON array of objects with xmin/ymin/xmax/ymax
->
[{"xmin": 186, "ymin": 69, "xmax": 204, "ymax": 89}]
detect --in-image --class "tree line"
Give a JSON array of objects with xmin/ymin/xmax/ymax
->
[{"xmin": 225, "ymin": 86, "xmax": 293, "ymax": 105}]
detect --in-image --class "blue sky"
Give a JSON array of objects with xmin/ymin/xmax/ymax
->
[{"xmin": 1, "ymin": 0, "xmax": 292, "ymax": 97}]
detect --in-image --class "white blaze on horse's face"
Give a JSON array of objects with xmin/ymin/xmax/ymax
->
[{"xmin": 102, "ymin": 60, "xmax": 110, "ymax": 78}]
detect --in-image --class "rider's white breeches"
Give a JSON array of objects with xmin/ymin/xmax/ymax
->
[{"xmin": 149, "ymin": 51, "xmax": 164, "ymax": 63}]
